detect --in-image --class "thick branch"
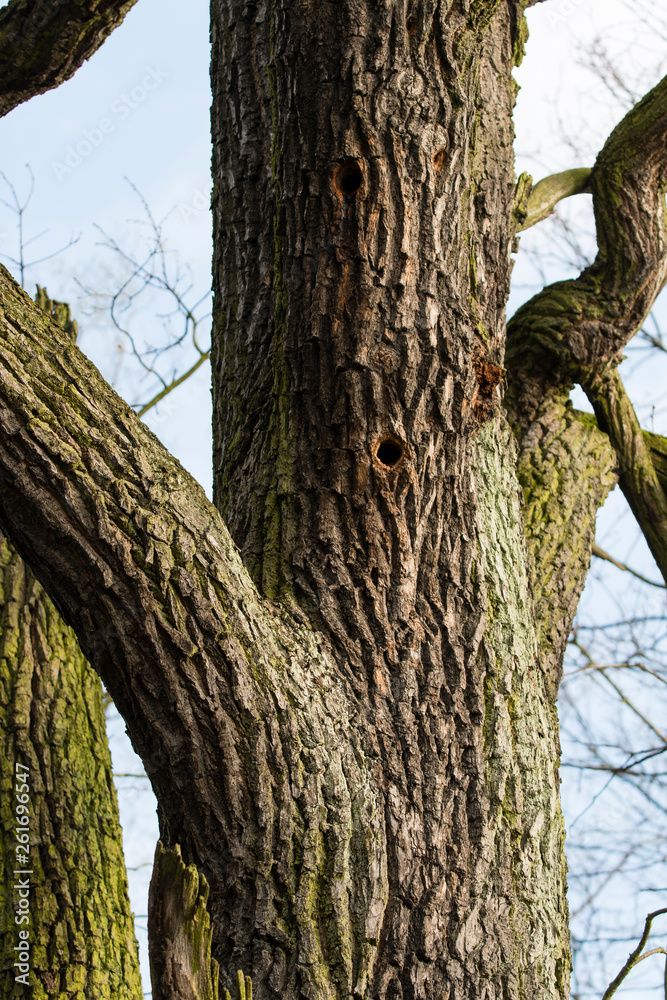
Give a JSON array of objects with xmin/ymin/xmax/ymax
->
[
  {"xmin": 0, "ymin": 263, "xmax": 388, "ymax": 996},
  {"xmin": 0, "ymin": 283, "xmax": 142, "ymax": 999},
  {"xmin": 0, "ymin": 0, "xmax": 138, "ymax": 118},
  {"xmin": 584, "ymin": 365, "xmax": 667, "ymax": 586},
  {"xmin": 515, "ymin": 397, "xmax": 617, "ymax": 697},
  {"xmin": 506, "ymin": 72, "xmax": 667, "ymax": 426}
]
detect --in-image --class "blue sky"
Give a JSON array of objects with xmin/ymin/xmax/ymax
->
[{"xmin": 0, "ymin": 0, "xmax": 214, "ymax": 494}]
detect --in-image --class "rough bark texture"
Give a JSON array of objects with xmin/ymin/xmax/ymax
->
[
  {"xmin": 210, "ymin": 1, "xmax": 571, "ymax": 996},
  {"xmin": 0, "ymin": 534, "xmax": 142, "ymax": 999},
  {"xmin": 513, "ymin": 399, "xmax": 617, "ymax": 698},
  {"xmin": 0, "ymin": 0, "xmax": 139, "ymax": 119},
  {"xmin": 0, "ymin": 267, "xmax": 572, "ymax": 996},
  {"xmin": 0, "ymin": 288, "xmax": 141, "ymax": 999},
  {"xmin": 0, "ymin": 4, "xmax": 664, "ymax": 1000},
  {"xmin": 0, "ymin": 265, "xmax": 388, "ymax": 999}
]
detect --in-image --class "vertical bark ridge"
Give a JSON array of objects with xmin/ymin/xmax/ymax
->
[
  {"xmin": 0, "ymin": 269, "xmax": 389, "ymax": 1000},
  {"xmin": 212, "ymin": 0, "xmax": 517, "ymax": 676}
]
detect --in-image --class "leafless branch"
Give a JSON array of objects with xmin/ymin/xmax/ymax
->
[
  {"xmin": 602, "ymin": 909, "xmax": 667, "ymax": 1000},
  {"xmin": 0, "ymin": 166, "xmax": 79, "ymax": 287}
]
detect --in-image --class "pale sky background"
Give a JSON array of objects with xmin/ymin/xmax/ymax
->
[{"xmin": 1, "ymin": 0, "xmax": 666, "ymax": 995}]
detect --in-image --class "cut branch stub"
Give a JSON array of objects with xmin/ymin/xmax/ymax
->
[
  {"xmin": 515, "ymin": 167, "xmax": 592, "ymax": 232},
  {"xmin": 148, "ymin": 842, "xmax": 220, "ymax": 1000}
]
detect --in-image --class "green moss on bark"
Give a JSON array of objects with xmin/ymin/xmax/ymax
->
[
  {"xmin": 473, "ymin": 419, "xmax": 571, "ymax": 999},
  {"xmin": 0, "ymin": 536, "xmax": 142, "ymax": 999},
  {"xmin": 148, "ymin": 842, "xmax": 219, "ymax": 1000},
  {"xmin": 513, "ymin": 396, "xmax": 617, "ymax": 697}
]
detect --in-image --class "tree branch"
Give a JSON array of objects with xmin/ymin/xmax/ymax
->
[
  {"xmin": 585, "ymin": 365, "xmax": 667, "ymax": 586},
  {"xmin": 0, "ymin": 261, "xmax": 388, "ymax": 990},
  {"xmin": 592, "ymin": 542, "xmax": 666, "ymax": 589},
  {"xmin": 506, "ymin": 72, "xmax": 667, "ymax": 426},
  {"xmin": 515, "ymin": 168, "xmax": 592, "ymax": 232},
  {"xmin": 0, "ymin": 0, "xmax": 139, "ymax": 119},
  {"xmin": 646, "ymin": 424, "xmax": 667, "ymax": 494},
  {"xmin": 602, "ymin": 909, "xmax": 667, "ymax": 1000}
]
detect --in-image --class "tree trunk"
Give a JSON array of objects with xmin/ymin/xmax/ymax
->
[
  {"xmin": 208, "ymin": 2, "xmax": 577, "ymax": 996},
  {"xmin": 0, "ymin": 4, "xmax": 665, "ymax": 1000},
  {"xmin": 0, "ymin": 535, "xmax": 142, "ymax": 999}
]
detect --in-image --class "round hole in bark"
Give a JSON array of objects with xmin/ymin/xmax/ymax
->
[
  {"xmin": 375, "ymin": 438, "xmax": 404, "ymax": 468},
  {"xmin": 406, "ymin": 14, "xmax": 418, "ymax": 34},
  {"xmin": 334, "ymin": 160, "xmax": 363, "ymax": 198}
]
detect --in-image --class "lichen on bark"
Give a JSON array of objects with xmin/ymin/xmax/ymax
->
[
  {"xmin": 511, "ymin": 396, "xmax": 617, "ymax": 696},
  {"xmin": 472, "ymin": 419, "xmax": 571, "ymax": 996}
]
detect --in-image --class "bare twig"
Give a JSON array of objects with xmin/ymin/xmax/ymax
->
[
  {"xmin": 0, "ymin": 166, "xmax": 79, "ymax": 287},
  {"xmin": 592, "ymin": 543, "xmax": 666, "ymax": 590},
  {"xmin": 76, "ymin": 179, "xmax": 212, "ymax": 417},
  {"xmin": 602, "ymin": 909, "xmax": 667, "ymax": 1000}
]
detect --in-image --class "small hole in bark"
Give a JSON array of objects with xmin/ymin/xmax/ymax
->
[
  {"xmin": 433, "ymin": 149, "xmax": 446, "ymax": 173},
  {"xmin": 406, "ymin": 15, "xmax": 418, "ymax": 35},
  {"xmin": 375, "ymin": 438, "xmax": 404, "ymax": 468},
  {"xmin": 334, "ymin": 160, "xmax": 363, "ymax": 198}
]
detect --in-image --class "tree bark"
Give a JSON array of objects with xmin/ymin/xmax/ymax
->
[
  {"xmin": 210, "ymin": 1, "xmax": 572, "ymax": 996},
  {"xmin": 0, "ymin": 4, "xmax": 665, "ymax": 1000},
  {"xmin": 0, "ymin": 289, "xmax": 142, "ymax": 999},
  {"xmin": 0, "ymin": 0, "xmax": 139, "ymax": 119},
  {"xmin": 0, "ymin": 535, "xmax": 142, "ymax": 998}
]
